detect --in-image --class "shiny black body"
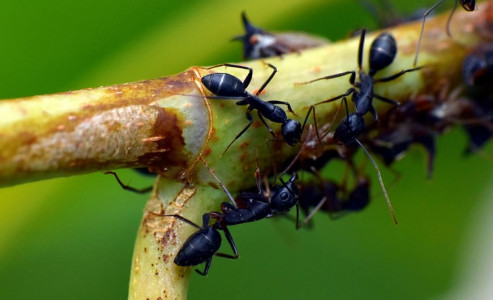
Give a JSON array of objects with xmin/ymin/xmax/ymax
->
[
  {"xmin": 201, "ymin": 63, "xmax": 301, "ymax": 152},
  {"xmin": 306, "ymin": 29, "xmax": 421, "ymax": 121},
  {"xmin": 163, "ymin": 213, "xmax": 238, "ymax": 276},
  {"xmin": 210, "ymin": 174, "xmax": 300, "ymax": 227}
]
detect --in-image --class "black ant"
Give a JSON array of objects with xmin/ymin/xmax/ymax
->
[
  {"xmin": 300, "ymin": 29, "xmax": 422, "ymax": 130},
  {"xmin": 233, "ymin": 12, "xmax": 328, "ymax": 60},
  {"xmin": 149, "ymin": 212, "xmax": 239, "ymax": 276},
  {"xmin": 201, "ymin": 63, "xmax": 302, "ymax": 153},
  {"xmin": 414, "ymin": 0, "xmax": 476, "ymax": 67},
  {"xmin": 332, "ymin": 97, "xmax": 398, "ymax": 224},
  {"xmin": 199, "ymin": 157, "xmax": 301, "ymax": 228}
]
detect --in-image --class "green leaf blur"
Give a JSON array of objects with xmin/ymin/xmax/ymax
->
[{"xmin": 0, "ymin": 0, "xmax": 492, "ymax": 299}]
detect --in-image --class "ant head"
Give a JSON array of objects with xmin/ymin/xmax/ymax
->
[
  {"xmin": 271, "ymin": 174, "xmax": 299, "ymax": 213},
  {"xmin": 281, "ymin": 119, "xmax": 302, "ymax": 146},
  {"xmin": 369, "ymin": 32, "xmax": 397, "ymax": 76},
  {"xmin": 460, "ymin": 0, "xmax": 475, "ymax": 11},
  {"xmin": 334, "ymin": 113, "xmax": 365, "ymax": 145}
]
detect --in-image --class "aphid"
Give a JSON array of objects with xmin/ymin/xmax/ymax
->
[
  {"xmin": 150, "ymin": 213, "xmax": 238, "ymax": 276},
  {"xmin": 301, "ymin": 29, "xmax": 421, "ymax": 125},
  {"xmin": 201, "ymin": 63, "xmax": 302, "ymax": 153},
  {"xmin": 368, "ymin": 119, "xmax": 437, "ymax": 179},
  {"xmin": 462, "ymin": 45, "xmax": 493, "ymax": 88},
  {"xmin": 333, "ymin": 97, "xmax": 398, "ymax": 224},
  {"xmin": 299, "ymin": 176, "xmax": 370, "ymax": 228},
  {"xmin": 233, "ymin": 12, "xmax": 328, "ymax": 60},
  {"xmin": 414, "ymin": 0, "xmax": 476, "ymax": 66},
  {"xmin": 104, "ymin": 171, "xmax": 152, "ymax": 194}
]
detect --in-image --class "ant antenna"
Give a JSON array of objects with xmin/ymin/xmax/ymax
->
[
  {"xmin": 279, "ymin": 125, "xmax": 315, "ymax": 177},
  {"xmin": 199, "ymin": 157, "xmax": 238, "ymax": 207},
  {"xmin": 354, "ymin": 139, "xmax": 398, "ymax": 225},
  {"xmin": 414, "ymin": 0, "xmax": 447, "ymax": 67},
  {"xmin": 148, "ymin": 212, "xmax": 203, "ymax": 229}
]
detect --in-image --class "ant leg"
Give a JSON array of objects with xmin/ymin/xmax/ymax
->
[
  {"xmin": 268, "ymin": 100, "xmax": 297, "ymax": 116},
  {"xmin": 446, "ymin": 0, "xmax": 459, "ymax": 37},
  {"xmin": 206, "ymin": 63, "xmax": 253, "ymax": 89},
  {"xmin": 218, "ymin": 224, "xmax": 239, "ymax": 259},
  {"xmin": 195, "ymin": 257, "xmax": 213, "ymax": 276},
  {"xmin": 371, "ymin": 94, "xmax": 399, "ymax": 120},
  {"xmin": 414, "ymin": 0, "xmax": 447, "ymax": 66},
  {"xmin": 199, "ymin": 157, "xmax": 237, "ymax": 207},
  {"xmin": 373, "ymin": 93, "xmax": 400, "ymax": 106},
  {"xmin": 375, "ymin": 67, "xmax": 423, "ymax": 83},
  {"xmin": 294, "ymin": 204, "xmax": 301, "ymax": 229},
  {"xmin": 357, "ymin": 29, "xmax": 366, "ymax": 71},
  {"xmin": 279, "ymin": 173, "xmax": 297, "ymax": 196},
  {"xmin": 354, "ymin": 138, "xmax": 398, "ymax": 225},
  {"xmin": 296, "ymin": 71, "xmax": 356, "ymax": 85},
  {"xmin": 278, "ymin": 125, "xmax": 316, "ymax": 177},
  {"xmin": 298, "ymin": 197, "xmax": 328, "ymax": 229},
  {"xmin": 150, "ymin": 213, "xmax": 202, "ymax": 230},
  {"xmin": 104, "ymin": 171, "xmax": 152, "ymax": 194},
  {"xmin": 223, "ymin": 109, "xmax": 254, "ymax": 155},
  {"xmin": 254, "ymin": 155, "xmax": 263, "ymax": 194},
  {"xmin": 256, "ymin": 63, "xmax": 277, "ymax": 95},
  {"xmin": 301, "ymin": 106, "xmax": 321, "ymax": 145},
  {"xmin": 257, "ymin": 111, "xmax": 276, "ymax": 137},
  {"xmin": 315, "ymin": 88, "xmax": 356, "ymax": 106}
]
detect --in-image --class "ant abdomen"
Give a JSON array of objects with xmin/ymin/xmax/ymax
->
[
  {"xmin": 201, "ymin": 73, "xmax": 246, "ymax": 97},
  {"xmin": 369, "ymin": 32, "xmax": 397, "ymax": 75},
  {"xmin": 174, "ymin": 227, "xmax": 222, "ymax": 267}
]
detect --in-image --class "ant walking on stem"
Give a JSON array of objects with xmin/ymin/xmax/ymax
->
[
  {"xmin": 201, "ymin": 63, "xmax": 303, "ymax": 153},
  {"xmin": 300, "ymin": 28, "xmax": 422, "ymax": 126}
]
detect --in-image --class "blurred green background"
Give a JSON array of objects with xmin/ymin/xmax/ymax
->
[{"xmin": 1, "ymin": 0, "xmax": 493, "ymax": 299}]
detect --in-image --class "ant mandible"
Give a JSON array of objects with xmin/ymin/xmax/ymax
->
[
  {"xmin": 149, "ymin": 212, "xmax": 239, "ymax": 276},
  {"xmin": 201, "ymin": 63, "xmax": 302, "ymax": 153},
  {"xmin": 414, "ymin": 0, "xmax": 476, "ymax": 66},
  {"xmin": 300, "ymin": 29, "xmax": 422, "ymax": 126}
]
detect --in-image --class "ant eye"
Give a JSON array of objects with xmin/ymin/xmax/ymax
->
[{"xmin": 280, "ymin": 192, "xmax": 289, "ymax": 201}]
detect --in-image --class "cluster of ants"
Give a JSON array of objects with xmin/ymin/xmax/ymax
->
[{"xmin": 107, "ymin": 0, "xmax": 491, "ymax": 276}]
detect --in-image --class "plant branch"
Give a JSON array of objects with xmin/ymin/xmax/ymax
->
[{"xmin": 0, "ymin": 2, "xmax": 492, "ymax": 299}]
